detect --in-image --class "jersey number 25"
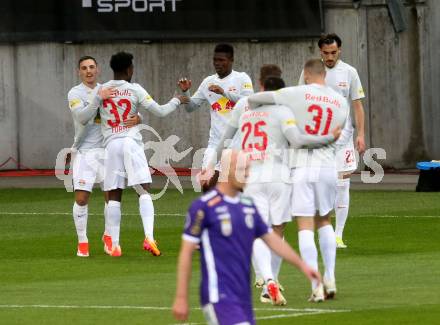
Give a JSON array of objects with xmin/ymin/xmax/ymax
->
[{"xmin": 241, "ymin": 121, "xmax": 268, "ymax": 151}]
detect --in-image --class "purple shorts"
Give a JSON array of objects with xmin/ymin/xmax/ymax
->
[{"xmin": 202, "ymin": 301, "xmax": 254, "ymax": 325}]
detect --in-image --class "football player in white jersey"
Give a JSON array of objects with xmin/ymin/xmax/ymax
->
[
  {"xmin": 83, "ymin": 52, "xmax": 188, "ymax": 257},
  {"xmin": 67, "ymin": 56, "xmax": 139, "ymax": 257},
  {"xmin": 209, "ymin": 72, "xmax": 341, "ymax": 305},
  {"xmin": 177, "ymin": 44, "xmax": 254, "ymax": 192},
  {"xmin": 248, "ymin": 59, "xmax": 350, "ymax": 302},
  {"xmin": 299, "ymin": 33, "xmax": 366, "ymax": 248}
]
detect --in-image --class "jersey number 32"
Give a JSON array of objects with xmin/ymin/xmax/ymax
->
[{"xmin": 103, "ymin": 98, "xmax": 132, "ymax": 127}]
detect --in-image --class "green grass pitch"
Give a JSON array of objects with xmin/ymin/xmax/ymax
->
[{"xmin": 0, "ymin": 188, "xmax": 439, "ymax": 324}]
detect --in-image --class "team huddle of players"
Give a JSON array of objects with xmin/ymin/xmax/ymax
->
[{"xmin": 67, "ymin": 34, "xmax": 365, "ymax": 324}]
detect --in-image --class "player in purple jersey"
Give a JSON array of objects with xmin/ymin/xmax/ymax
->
[{"xmin": 172, "ymin": 150, "xmax": 321, "ymax": 325}]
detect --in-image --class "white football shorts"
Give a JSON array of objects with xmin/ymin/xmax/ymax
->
[
  {"xmin": 336, "ymin": 133, "xmax": 358, "ymax": 173},
  {"xmin": 103, "ymin": 137, "xmax": 152, "ymax": 191},
  {"xmin": 291, "ymin": 166, "xmax": 337, "ymax": 217},
  {"xmin": 72, "ymin": 148, "xmax": 105, "ymax": 192},
  {"xmin": 244, "ymin": 182, "xmax": 291, "ymax": 226}
]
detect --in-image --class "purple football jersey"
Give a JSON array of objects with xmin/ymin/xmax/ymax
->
[{"xmin": 183, "ymin": 189, "xmax": 269, "ymax": 308}]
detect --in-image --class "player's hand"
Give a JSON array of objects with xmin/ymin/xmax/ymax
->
[
  {"xmin": 172, "ymin": 297, "xmax": 189, "ymax": 321},
  {"xmin": 301, "ymin": 264, "xmax": 322, "ymax": 284},
  {"xmin": 178, "ymin": 78, "xmax": 192, "ymax": 92},
  {"xmin": 199, "ymin": 167, "xmax": 215, "ymax": 188},
  {"xmin": 177, "ymin": 95, "xmax": 190, "ymax": 105},
  {"xmin": 98, "ymin": 87, "xmax": 116, "ymax": 100},
  {"xmin": 64, "ymin": 152, "xmax": 71, "ymax": 175},
  {"xmin": 208, "ymin": 84, "xmax": 224, "ymax": 95},
  {"xmin": 356, "ymin": 135, "xmax": 366, "ymax": 154},
  {"xmin": 331, "ymin": 126, "xmax": 342, "ymax": 140},
  {"xmin": 124, "ymin": 115, "xmax": 141, "ymax": 128}
]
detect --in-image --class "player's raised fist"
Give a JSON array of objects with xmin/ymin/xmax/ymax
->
[
  {"xmin": 331, "ymin": 125, "xmax": 342, "ymax": 140},
  {"xmin": 98, "ymin": 87, "xmax": 116, "ymax": 100},
  {"xmin": 178, "ymin": 78, "xmax": 192, "ymax": 92},
  {"xmin": 208, "ymin": 84, "xmax": 224, "ymax": 95}
]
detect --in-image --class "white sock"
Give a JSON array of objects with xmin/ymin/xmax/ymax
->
[
  {"xmin": 139, "ymin": 194, "xmax": 154, "ymax": 240},
  {"xmin": 253, "ymin": 238, "xmax": 274, "ymax": 282},
  {"xmin": 335, "ymin": 178, "xmax": 350, "ymax": 238},
  {"xmin": 271, "ymin": 250, "xmax": 283, "ymax": 282},
  {"xmin": 107, "ymin": 200, "xmax": 121, "ymax": 247},
  {"xmin": 318, "ymin": 225, "xmax": 337, "ymax": 281},
  {"xmin": 104, "ymin": 202, "xmax": 110, "ymax": 236},
  {"xmin": 252, "ymin": 255, "xmax": 262, "ymax": 281},
  {"xmin": 298, "ymin": 230, "xmax": 318, "ymax": 290},
  {"xmin": 73, "ymin": 202, "xmax": 88, "ymax": 243}
]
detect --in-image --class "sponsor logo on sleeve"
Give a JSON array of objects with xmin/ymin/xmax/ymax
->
[
  {"xmin": 207, "ymin": 196, "xmax": 222, "ymax": 207},
  {"xmin": 190, "ymin": 209, "xmax": 204, "ymax": 235},
  {"xmin": 243, "ymin": 83, "xmax": 253, "ymax": 90},
  {"xmin": 358, "ymin": 88, "xmax": 365, "ymax": 96},
  {"xmin": 285, "ymin": 119, "xmax": 296, "ymax": 126},
  {"xmin": 69, "ymin": 99, "xmax": 81, "ymax": 109}
]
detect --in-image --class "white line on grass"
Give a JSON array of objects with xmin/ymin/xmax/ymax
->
[
  {"xmin": 0, "ymin": 305, "xmax": 347, "ymax": 313},
  {"xmin": 0, "ymin": 304, "xmax": 350, "ymax": 324},
  {"xmin": 1, "ymin": 212, "xmax": 439, "ymax": 218},
  {"xmin": 356, "ymin": 215, "xmax": 440, "ymax": 218},
  {"xmin": 0, "ymin": 212, "xmax": 185, "ymax": 216},
  {"xmin": 0, "ymin": 212, "xmax": 440, "ymax": 219}
]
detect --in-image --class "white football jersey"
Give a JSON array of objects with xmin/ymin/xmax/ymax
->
[
  {"xmin": 273, "ymin": 84, "xmax": 349, "ymax": 167},
  {"xmin": 188, "ymin": 70, "xmax": 253, "ymax": 147},
  {"xmin": 228, "ymin": 97, "xmax": 295, "ymax": 182},
  {"xmin": 298, "ymin": 60, "xmax": 365, "ymax": 135},
  {"xmin": 99, "ymin": 80, "xmax": 180, "ymax": 147},
  {"xmin": 68, "ymin": 83, "xmax": 103, "ymax": 150}
]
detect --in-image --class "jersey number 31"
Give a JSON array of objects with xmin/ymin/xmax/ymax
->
[{"xmin": 305, "ymin": 105, "xmax": 334, "ymax": 135}]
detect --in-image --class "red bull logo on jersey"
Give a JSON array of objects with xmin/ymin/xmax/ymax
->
[
  {"xmin": 305, "ymin": 93, "xmax": 341, "ymax": 108},
  {"xmin": 211, "ymin": 97, "xmax": 235, "ymax": 115},
  {"xmin": 114, "ymin": 89, "xmax": 133, "ymax": 97}
]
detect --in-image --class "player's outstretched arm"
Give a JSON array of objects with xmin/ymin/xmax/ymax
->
[
  {"xmin": 172, "ymin": 240, "xmax": 197, "ymax": 322},
  {"xmin": 141, "ymin": 96, "xmax": 188, "ymax": 117},
  {"xmin": 262, "ymin": 232, "xmax": 321, "ymax": 284},
  {"xmin": 284, "ymin": 125, "xmax": 339, "ymax": 149},
  {"xmin": 247, "ymin": 91, "xmax": 276, "ymax": 109},
  {"xmin": 68, "ymin": 87, "xmax": 115, "ymax": 125},
  {"xmin": 220, "ymin": 74, "xmax": 254, "ymax": 103},
  {"xmin": 178, "ymin": 78, "xmax": 207, "ymax": 113}
]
